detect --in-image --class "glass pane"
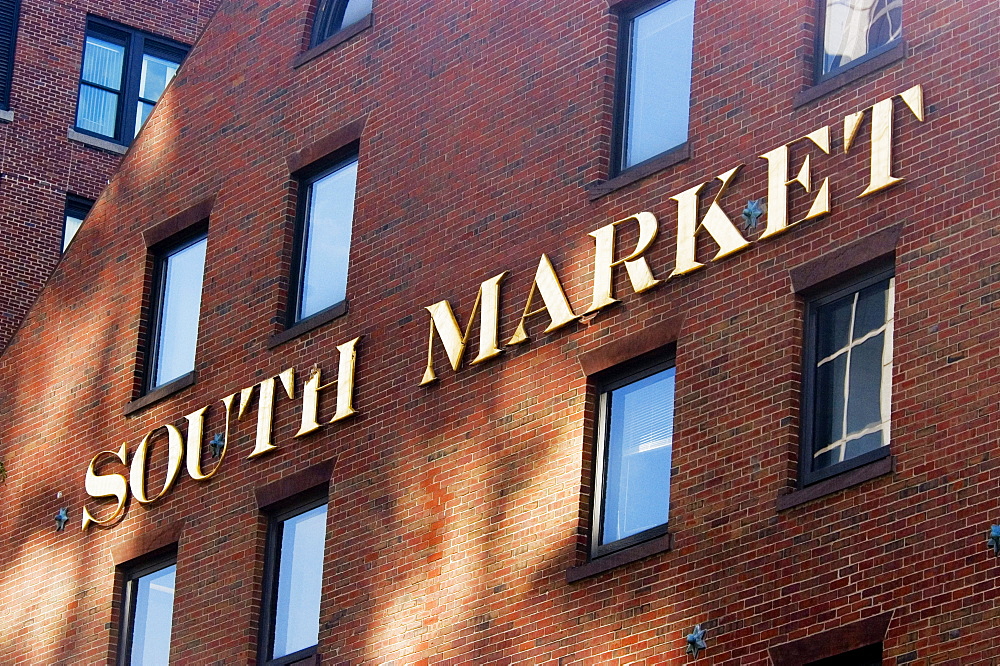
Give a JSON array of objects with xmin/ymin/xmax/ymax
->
[
  {"xmin": 853, "ymin": 280, "xmax": 889, "ymax": 339},
  {"xmin": 814, "ymin": 353, "xmax": 847, "ymax": 450},
  {"xmin": 129, "ymin": 564, "xmax": 175, "ymax": 666},
  {"xmin": 601, "ymin": 367, "xmax": 674, "ymax": 544},
  {"xmin": 822, "ymin": 0, "xmax": 902, "ymax": 75},
  {"xmin": 844, "ymin": 430, "xmax": 883, "ymax": 460},
  {"xmin": 82, "ymin": 35, "xmax": 124, "ymax": 89},
  {"xmin": 139, "ymin": 53, "xmax": 179, "ymax": 102},
  {"xmin": 846, "ymin": 332, "xmax": 885, "ymax": 434},
  {"xmin": 63, "ymin": 214, "xmax": 84, "ymax": 251},
  {"xmin": 816, "ymin": 294, "xmax": 853, "ymax": 360},
  {"xmin": 135, "ymin": 101, "xmax": 154, "ymax": 136},
  {"xmin": 298, "ymin": 159, "xmax": 358, "ymax": 320},
  {"xmin": 76, "ymin": 84, "xmax": 118, "ymax": 137},
  {"xmin": 152, "ymin": 237, "xmax": 207, "ymax": 388},
  {"xmin": 341, "ymin": 0, "xmax": 373, "ymax": 28},
  {"xmin": 623, "ymin": 0, "xmax": 695, "ymax": 169},
  {"xmin": 273, "ymin": 504, "xmax": 327, "ymax": 658}
]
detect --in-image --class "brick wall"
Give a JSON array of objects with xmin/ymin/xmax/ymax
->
[{"xmin": 0, "ymin": 0, "xmax": 998, "ymax": 663}]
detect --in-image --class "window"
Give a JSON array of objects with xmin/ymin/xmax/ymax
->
[
  {"xmin": 290, "ymin": 152, "xmax": 358, "ymax": 324},
  {"xmin": 118, "ymin": 552, "xmax": 177, "ymax": 666},
  {"xmin": 801, "ymin": 265, "xmax": 894, "ymax": 485},
  {"xmin": 817, "ymin": 0, "xmax": 902, "ymax": 79},
  {"xmin": 260, "ymin": 494, "xmax": 328, "ymax": 665},
  {"xmin": 63, "ymin": 195, "xmax": 94, "ymax": 251},
  {"xmin": 591, "ymin": 353, "xmax": 675, "ymax": 558},
  {"xmin": 0, "ymin": 0, "xmax": 19, "ymax": 111},
  {"xmin": 146, "ymin": 232, "xmax": 207, "ymax": 391},
  {"xmin": 75, "ymin": 19, "xmax": 187, "ymax": 144},
  {"xmin": 310, "ymin": 0, "xmax": 372, "ymax": 46},
  {"xmin": 613, "ymin": 0, "xmax": 695, "ymax": 174}
]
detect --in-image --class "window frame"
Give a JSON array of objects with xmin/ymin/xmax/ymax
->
[
  {"xmin": 308, "ymin": 0, "xmax": 371, "ymax": 48},
  {"xmin": 609, "ymin": 0, "xmax": 695, "ymax": 179},
  {"xmin": 117, "ymin": 548, "xmax": 178, "ymax": 666},
  {"xmin": 814, "ymin": 0, "xmax": 902, "ymax": 83},
  {"xmin": 74, "ymin": 17, "xmax": 188, "ymax": 146},
  {"xmin": 799, "ymin": 262, "xmax": 894, "ymax": 487},
  {"xmin": 143, "ymin": 226, "xmax": 208, "ymax": 394},
  {"xmin": 258, "ymin": 488, "xmax": 329, "ymax": 666},
  {"xmin": 286, "ymin": 146, "xmax": 358, "ymax": 330},
  {"xmin": 63, "ymin": 194, "xmax": 94, "ymax": 251},
  {"xmin": 0, "ymin": 0, "xmax": 21, "ymax": 111},
  {"xmin": 589, "ymin": 349, "xmax": 676, "ymax": 561}
]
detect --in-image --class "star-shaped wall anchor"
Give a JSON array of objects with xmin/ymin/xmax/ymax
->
[
  {"xmin": 209, "ymin": 433, "xmax": 225, "ymax": 459},
  {"xmin": 55, "ymin": 507, "xmax": 69, "ymax": 532},
  {"xmin": 685, "ymin": 624, "xmax": 708, "ymax": 658},
  {"xmin": 742, "ymin": 199, "xmax": 766, "ymax": 232}
]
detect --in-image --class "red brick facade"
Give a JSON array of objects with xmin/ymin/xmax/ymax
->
[
  {"xmin": 0, "ymin": 0, "xmax": 998, "ymax": 664},
  {"xmin": 0, "ymin": 0, "xmax": 216, "ymax": 350}
]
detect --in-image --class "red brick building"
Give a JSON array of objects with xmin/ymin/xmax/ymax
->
[
  {"xmin": 0, "ymin": 0, "xmax": 998, "ymax": 664},
  {"xmin": 0, "ymin": 0, "xmax": 217, "ymax": 350}
]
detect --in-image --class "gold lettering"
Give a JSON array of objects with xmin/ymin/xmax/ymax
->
[
  {"xmin": 508, "ymin": 254, "xmax": 577, "ymax": 345},
  {"xmin": 669, "ymin": 166, "xmax": 750, "ymax": 277},
  {"xmin": 585, "ymin": 212, "xmax": 662, "ymax": 313},
  {"xmin": 296, "ymin": 336, "xmax": 361, "ymax": 437},
  {"xmin": 844, "ymin": 84, "xmax": 924, "ymax": 197},
  {"xmin": 184, "ymin": 391, "xmax": 239, "ymax": 481},
  {"xmin": 129, "ymin": 425, "xmax": 185, "ymax": 505},
  {"xmin": 420, "ymin": 272, "xmax": 507, "ymax": 386},
  {"xmin": 758, "ymin": 127, "xmax": 831, "ymax": 240},
  {"xmin": 239, "ymin": 368, "xmax": 295, "ymax": 458},
  {"xmin": 82, "ymin": 442, "xmax": 129, "ymax": 530}
]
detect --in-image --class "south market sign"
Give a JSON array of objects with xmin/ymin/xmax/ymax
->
[{"xmin": 82, "ymin": 86, "xmax": 926, "ymax": 530}]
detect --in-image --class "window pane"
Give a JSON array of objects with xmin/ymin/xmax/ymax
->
[
  {"xmin": 273, "ymin": 504, "xmax": 327, "ymax": 658},
  {"xmin": 139, "ymin": 53, "xmax": 179, "ymax": 102},
  {"xmin": 814, "ymin": 352, "xmax": 847, "ymax": 451},
  {"xmin": 82, "ymin": 35, "xmax": 124, "ymax": 89},
  {"xmin": 135, "ymin": 100, "xmax": 154, "ymax": 136},
  {"xmin": 76, "ymin": 84, "xmax": 119, "ymax": 137},
  {"xmin": 601, "ymin": 367, "xmax": 674, "ymax": 544},
  {"xmin": 622, "ymin": 0, "xmax": 694, "ymax": 169},
  {"xmin": 816, "ymin": 293, "xmax": 852, "ymax": 360},
  {"xmin": 129, "ymin": 564, "xmax": 175, "ymax": 666},
  {"xmin": 822, "ymin": 0, "xmax": 902, "ymax": 75},
  {"xmin": 63, "ymin": 214, "xmax": 84, "ymax": 251},
  {"xmin": 297, "ymin": 158, "xmax": 357, "ymax": 320},
  {"xmin": 341, "ymin": 0, "xmax": 372, "ymax": 28},
  {"xmin": 152, "ymin": 236, "xmax": 206, "ymax": 388}
]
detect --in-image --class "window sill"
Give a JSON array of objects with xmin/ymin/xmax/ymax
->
[
  {"xmin": 585, "ymin": 142, "xmax": 690, "ymax": 201},
  {"xmin": 292, "ymin": 13, "xmax": 373, "ymax": 69},
  {"xmin": 67, "ymin": 128, "xmax": 128, "ymax": 155},
  {"xmin": 566, "ymin": 532, "xmax": 672, "ymax": 583},
  {"xmin": 793, "ymin": 40, "xmax": 906, "ymax": 109},
  {"xmin": 124, "ymin": 371, "xmax": 197, "ymax": 416},
  {"xmin": 266, "ymin": 646, "xmax": 319, "ymax": 666},
  {"xmin": 268, "ymin": 300, "xmax": 348, "ymax": 349},
  {"xmin": 776, "ymin": 455, "xmax": 894, "ymax": 511},
  {"xmin": 0, "ymin": 109, "xmax": 13, "ymax": 123}
]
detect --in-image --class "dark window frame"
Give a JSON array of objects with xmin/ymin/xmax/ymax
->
[
  {"xmin": 609, "ymin": 0, "xmax": 694, "ymax": 180},
  {"xmin": 285, "ymin": 144, "xmax": 358, "ymax": 330},
  {"xmin": 74, "ymin": 17, "xmax": 188, "ymax": 146},
  {"xmin": 814, "ymin": 0, "xmax": 902, "ymax": 83},
  {"xmin": 258, "ymin": 487, "xmax": 329, "ymax": 666},
  {"xmin": 142, "ymin": 224, "xmax": 208, "ymax": 394},
  {"xmin": 63, "ymin": 194, "xmax": 94, "ymax": 251},
  {"xmin": 589, "ymin": 348, "xmax": 676, "ymax": 561},
  {"xmin": 117, "ymin": 547, "xmax": 177, "ymax": 666},
  {"xmin": 799, "ymin": 261, "xmax": 894, "ymax": 487},
  {"xmin": 0, "ymin": 0, "xmax": 21, "ymax": 111}
]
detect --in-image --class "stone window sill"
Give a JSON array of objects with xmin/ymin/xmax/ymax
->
[
  {"xmin": 566, "ymin": 533, "xmax": 672, "ymax": 583},
  {"xmin": 268, "ymin": 300, "xmax": 348, "ymax": 349},
  {"xmin": 124, "ymin": 371, "xmax": 196, "ymax": 416},
  {"xmin": 67, "ymin": 128, "xmax": 128, "ymax": 155},
  {"xmin": 776, "ymin": 455, "xmax": 894, "ymax": 511},
  {"xmin": 793, "ymin": 41, "xmax": 906, "ymax": 109},
  {"xmin": 292, "ymin": 13, "xmax": 373, "ymax": 69},
  {"xmin": 586, "ymin": 142, "xmax": 690, "ymax": 201}
]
